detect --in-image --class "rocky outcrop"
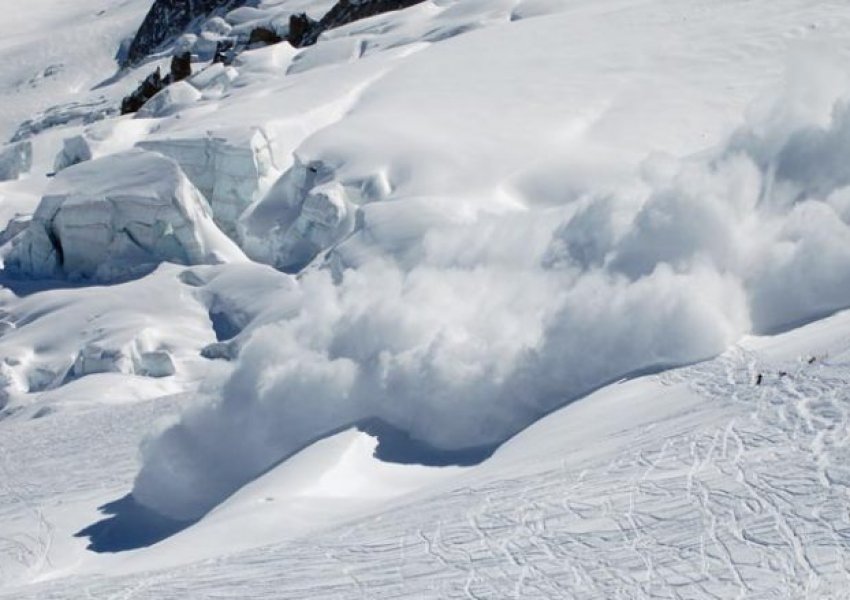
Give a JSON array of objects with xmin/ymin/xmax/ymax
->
[
  {"xmin": 247, "ymin": 26, "xmax": 282, "ymax": 47},
  {"xmin": 124, "ymin": 0, "xmax": 247, "ymax": 67},
  {"xmin": 289, "ymin": 0, "xmax": 426, "ymax": 48},
  {"xmin": 121, "ymin": 68, "xmax": 166, "ymax": 115},
  {"xmin": 7, "ymin": 150, "xmax": 245, "ymax": 281},
  {"xmin": 121, "ymin": 52, "xmax": 196, "ymax": 115},
  {"xmin": 170, "ymin": 51, "xmax": 192, "ymax": 82},
  {"xmin": 287, "ymin": 13, "xmax": 318, "ymax": 47}
]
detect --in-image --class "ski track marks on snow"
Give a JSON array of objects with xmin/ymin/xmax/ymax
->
[
  {"xmin": 3, "ymin": 331, "xmax": 850, "ymax": 598},
  {"xmin": 0, "ymin": 394, "xmax": 186, "ymax": 586}
]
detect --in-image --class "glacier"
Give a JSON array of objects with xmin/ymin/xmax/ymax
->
[{"xmin": 6, "ymin": 150, "xmax": 245, "ymax": 281}]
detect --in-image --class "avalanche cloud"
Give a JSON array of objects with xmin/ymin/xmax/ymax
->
[{"xmin": 133, "ymin": 60, "xmax": 850, "ymax": 521}]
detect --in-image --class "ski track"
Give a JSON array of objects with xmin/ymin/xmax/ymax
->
[
  {"xmin": 3, "ymin": 347, "xmax": 850, "ymax": 598},
  {"xmin": 0, "ymin": 395, "xmax": 185, "ymax": 587}
]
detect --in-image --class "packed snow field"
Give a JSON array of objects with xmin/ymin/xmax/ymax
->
[{"xmin": 1, "ymin": 0, "xmax": 850, "ymax": 596}]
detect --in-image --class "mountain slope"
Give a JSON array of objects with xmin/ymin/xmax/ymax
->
[
  {"xmin": 2, "ymin": 310, "xmax": 850, "ymax": 598},
  {"xmin": 0, "ymin": 0, "xmax": 850, "ymax": 597}
]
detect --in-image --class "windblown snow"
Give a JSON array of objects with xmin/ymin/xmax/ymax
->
[{"xmin": 1, "ymin": 0, "xmax": 850, "ymax": 597}]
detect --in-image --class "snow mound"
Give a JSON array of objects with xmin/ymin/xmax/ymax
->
[{"xmin": 6, "ymin": 151, "xmax": 245, "ymax": 281}]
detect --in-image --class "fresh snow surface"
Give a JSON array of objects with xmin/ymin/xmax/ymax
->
[{"xmin": 1, "ymin": 0, "xmax": 850, "ymax": 597}]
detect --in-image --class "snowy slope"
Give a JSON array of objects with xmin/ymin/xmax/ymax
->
[
  {"xmin": 1, "ymin": 0, "xmax": 850, "ymax": 597},
  {"xmin": 3, "ymin": 309, "xmax": 850, "ymax": 598}
]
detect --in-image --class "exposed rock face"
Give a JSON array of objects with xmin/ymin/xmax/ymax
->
[
  {"xmin": 7, "ymin": 150, "xmax": 245, "ymax": 281},
  {"xmin": 290, "ymin": 0, "xmax": 426, "ymax": 48},
  {"xmin": 170, "ymin": 51, "xmax": 193, "ymax": 82},
  {"xmin": 287, "ymin": 13, "xmax": 318, "ymax": 47},
  {"xmin": 247, "ymin": 26, "xmax": 282, "ymax": 47},
  {"xmin": 121, "ymin": 68, "xmax": 166, "ymax": 115},
  {"xmin": 124, "ymin": 0, "xmax": 247, "ymax": 67},
  {"xmin": 121, "ymin": 52, "xmax": 195, "ymax": 116}
]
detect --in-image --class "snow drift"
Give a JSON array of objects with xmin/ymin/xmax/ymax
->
[{"xmin": 132, "ymin": 64, "xmax": 850, "ymax": 521}]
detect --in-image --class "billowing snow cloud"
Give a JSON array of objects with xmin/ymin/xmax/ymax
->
[{"xmin": 133, "ymin": 64, "xmax": 850, "ymax": 522}]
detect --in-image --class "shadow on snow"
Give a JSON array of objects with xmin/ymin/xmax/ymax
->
[{"xmin": 75, "ymin": 494, "xmax": 195, "ymax": 553}]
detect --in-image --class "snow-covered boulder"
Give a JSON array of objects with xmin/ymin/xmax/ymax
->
[
  {"xmin": 0, "ymin": 141, "xmax": 32, "ymax": 181},
  {"xmin": 138, "ymin": 129, "xmax": 276, "ymax": 238},
  {"xmin": 72, "ymin": 345, "xmax": 132, "ymax": 378},
  {"xmin": 72, "ymin": 344, "xmax": 176, "ymax": 379},
  {"xmin": 242, "ymin": 159, "xmax": 357, "ymax": 271},
  {"xmin": 6, "ymin": 150, "xmax": 245, "ymax": 281}
]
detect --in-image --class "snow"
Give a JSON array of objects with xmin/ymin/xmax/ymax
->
[
  {"xmin": 0, "ymin": 142, "xmax": 32, "ymax": 181},
  {"xmin": 6, "ymin": 150, "xmax": 246, "ymax": 281},
  {"xmin": 138, "ymin": 127, "xmax": 278, "ymax": 239},
  {"xmin": 135, "ymin": 80, "xmax": 203, "ymax": 118},
  {"xmin": 1, "ymin": 0, "xmax": 850, "ymax": 596},
  {"xmin": 5, "ymin": 309, "xmax": 850, "ymax": 597}
]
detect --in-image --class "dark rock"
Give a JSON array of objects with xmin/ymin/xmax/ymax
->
[
  {"xmin": 120, "ymin": 68, "xmax": 166, "ymax": 115},
  {"xmin": 124, "ymin": 0, "xmax": 248, "ymax": 67},
  {"xmin": 287, "ymin": 13, "xmax": 317, "ymax": 48},
  {"xmin": 212, "ymin": 39, "xmax": 236, "ymax": 64},
  {"xmin": 248, "ymin": 26, "xmax": 282, "ymax": 47},
  {"xmin": 170, "ymin": 51, "xmax": 192, "ymax": 82}
]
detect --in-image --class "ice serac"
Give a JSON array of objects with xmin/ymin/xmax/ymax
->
[
  {"xmin": 6, "ymin": 150, "xmax": 245, "ymax": 281},
  {"xmin": 124, "ymin": 0, "xmax": 249, "ymax": 66},
  {"xmin": 0, "ymin": 141, "xmax": 32, "ymax": 181},
  {"xmin": 241, "ymin": 158, "xmax": 357, "ymax": 272},
  {"xmin": 53, "ymin": 135, "xmax": 93, "ymax": 173},
  {"xmin": 138, "ymin": 129, "xmax": 277, "ymax": 239}
]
